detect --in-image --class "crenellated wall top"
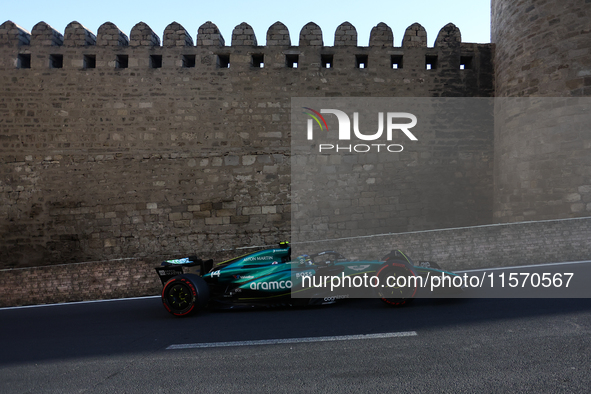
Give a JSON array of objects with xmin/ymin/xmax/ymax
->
[{"xmin": 0, "ymin": 20, "xmax": 468, "ymax": 48}]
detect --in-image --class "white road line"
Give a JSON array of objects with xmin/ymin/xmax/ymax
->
[
  {"xmin": 454, "ymin": 260, "xmax": 591, "ymax": 274},
  {"xmin": 166, "ymin": 331, "xmax": 418, "ymax": 350},
  {"xmin": 0, "ymin": 295, "xmax": 160, "ymax": 311}
]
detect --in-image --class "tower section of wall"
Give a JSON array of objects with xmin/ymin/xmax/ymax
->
[
  {"xmin": 491, "ymin": 0, "xmax": 591, "ymax": 222},
  {"xmin": 0, "ymin": 20, "xmax": 494, "ymax": 268}
]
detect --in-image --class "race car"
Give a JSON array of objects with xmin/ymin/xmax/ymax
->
[{"xmin": 155, "ymin": 242, "xmax": 461, "ymax": 317}]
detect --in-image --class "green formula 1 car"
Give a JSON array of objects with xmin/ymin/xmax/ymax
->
[{"xmin": 155, "ymin": 242, "xmax": 461, "ymax": 317}]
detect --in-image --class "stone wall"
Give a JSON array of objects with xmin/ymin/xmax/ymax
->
[
  {"xmin": 491, "ymin": 0, "xmax": 591, "ymax": 222},
  {"xmin": 0, "ymin": 20, "xmax": 494, "ymax": 268},
  {"xmin": 290, "ymin": 97, "xmax": 494, "ymax": 243},
  {"xmin": 292, "ymin": 217, "xmax": 591, "ymax": 271},
  {"xmin": 0, "ymin": 258, "xmax": 160, "ymax": 307}
]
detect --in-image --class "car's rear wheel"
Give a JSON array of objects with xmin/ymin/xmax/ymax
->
[
  {"xmin": 161, "ymin": 274, "xmax": 209, "ymax": 317},
  {"xmin": 376, "ymin": 260, "xmax": 418, "ymax": 306}
]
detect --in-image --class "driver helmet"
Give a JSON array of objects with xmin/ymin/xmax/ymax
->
[{"xmin": 297, "ymin": 254, "xmax": 312, "ymax": 266}]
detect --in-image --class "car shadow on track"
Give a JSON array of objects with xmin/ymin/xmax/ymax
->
[{"xmin": 0, "ymin": 296, "xmax": 590, "ymax": 365}]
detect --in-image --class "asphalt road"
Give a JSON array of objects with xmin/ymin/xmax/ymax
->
[
  {"xmin": 1, "ymin": 261, "xmax": 591, "ymax": 393},
  {"xmin": 1, "ymin": 289, "xmax": 590, "ymax": 393}
]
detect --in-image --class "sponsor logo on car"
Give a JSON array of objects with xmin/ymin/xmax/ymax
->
[
  {"xmin": 295, "ymin": 270, "xmax": 314, "ymax": 278},
  {"xmin": 244, "ymin": 255, "xmax": 274, "ymax": 262},
  {"xmin": 159, "ymin": 269, "xmax": 181, "ymax": 276},
  {"xmin": 165, "ymin": 258, "xmax": 191, "ymax": 265},
  {"xmin": 348, "ymin": 264, "xmax": 371, "ymax": 271},
  {"xmin": 323, "ymin": 295, "xmax": 350, "ymax": 302},
  {"xmin": 233, "ymin": 274, "xmax": 255, "ymax": 280},
  {"xmin": 249, "ymin": 281, "xmax": 292, "ymax": 290}
]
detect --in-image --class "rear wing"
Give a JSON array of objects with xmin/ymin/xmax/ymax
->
[{"xmin": 154, "ymin": 256, "xmax": 214, "ymax": 285}]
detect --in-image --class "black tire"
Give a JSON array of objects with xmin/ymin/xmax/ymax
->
[
  {"xmin": 375, "ymin": 260, "xmax": 418, "ymax": 307},
  {"xmin": 161, "ymin": 274, "xmax": 209, "ymax": 317}
]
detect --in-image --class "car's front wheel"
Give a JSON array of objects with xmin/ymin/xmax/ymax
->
[
  {"xmin": 161, "ymin": 274, "xmax": 209, "ymax": 317},
  {"xmin": 375, "ymin": 260, "xmax": 418, "ymax": 306}
]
